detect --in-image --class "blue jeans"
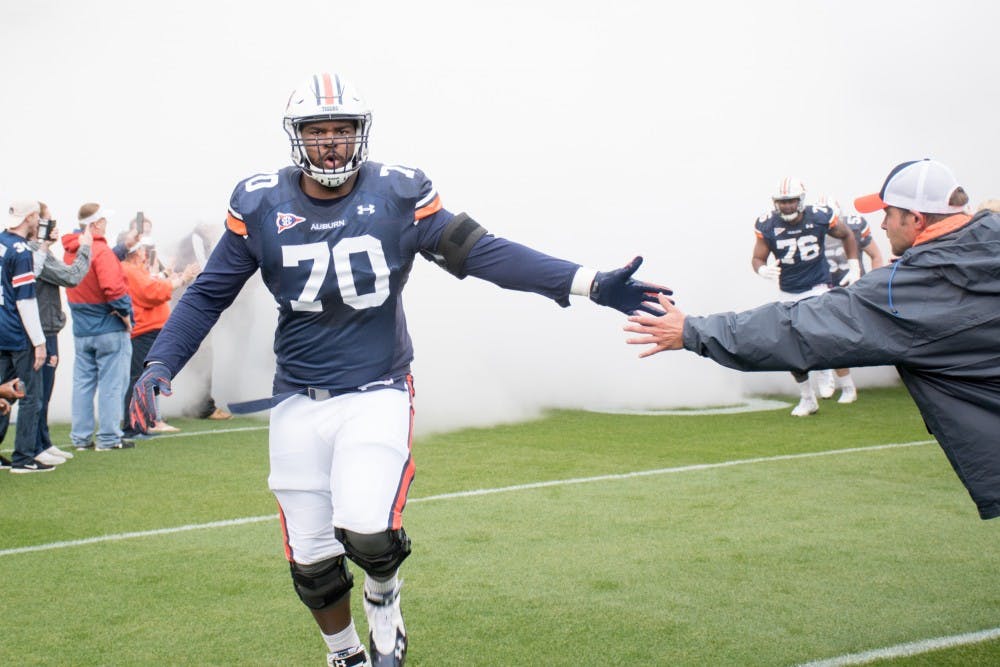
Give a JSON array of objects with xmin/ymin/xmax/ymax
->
[
  {"xmin": 0, "ymin": 346, "xmax": 43, "ymax": 467},
  {"xmin": 35, "ymin": 334, "xmax": 59, "ymax": 453},
  {"xmin": 71, "ymin": 330, "xmax": 131, "ymax": 447}
]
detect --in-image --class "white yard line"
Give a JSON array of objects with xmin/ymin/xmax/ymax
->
[
  {"xmin": 796, "ymin": 626, "xmax": 1000, "ymax": 666},
  {"xmin": 0, "ymin": 438, "xmax": 933, "ymax": 557}
]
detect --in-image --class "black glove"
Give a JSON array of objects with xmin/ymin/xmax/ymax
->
[
  {"xmin": 589, "ymin": 256, "xmax": 672, "ymax": 315},
  {"xmin": 129, "ymin": 362, "xmax": 173, "ymax": 433}
]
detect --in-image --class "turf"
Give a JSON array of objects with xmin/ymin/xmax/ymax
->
[{"xmin": 1, "ymin": 386, "xmax": 997, "ymax": 665}]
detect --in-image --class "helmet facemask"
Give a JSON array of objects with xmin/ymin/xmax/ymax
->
[
  {"xmin": 773, "ymin": 196, "xmax": 805, "ymax": 222},
  {"xmin": 772, "ymin": 177, "xmax": 807, "ymax": 222},
  {"xmin": 283, "ymin": 73, "xmax": 372, "ymax": 189}
]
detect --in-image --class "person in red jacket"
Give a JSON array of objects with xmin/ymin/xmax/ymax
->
[
  {"xmin": 64, "ymin": 203, "xmax": 135, "ymax": 451},
  {"xmin": 121, "ymin": 238, "xmax": 196, "ymax": 435}
]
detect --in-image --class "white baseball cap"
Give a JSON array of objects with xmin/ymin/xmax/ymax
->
[
  {"xmin": 7, "ymin": 200, "xmax": 40, "ymax": 228},
  {"xmin": 855, "ymin": 159, "xmax": 965, "ymax": 215}
]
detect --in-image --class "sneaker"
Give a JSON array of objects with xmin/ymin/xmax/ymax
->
[
  {"xmin": 327, "ymin": 645, "xmax": 371, "ymax": 667},
  {"xmin": 0, "ymin": 454, "xmax": 12, "ymax": 469},
  {"xmin": 816, "ymin": 371, "xmax": 836, "ymax": 399},
  {"xmin": 74, "ymin": 440, "xmax": 95, "ymax": 451},
  {"xmin": 791, "ymin": 395, "xmax": 819, "ymax": 417},
  {"xmin": 364, "ymin": 583, "xmax": 407, "ymax": 667},
  {"xmin": 838, "ymin": 386, "xmax": 858, "ymax": 404},
  {"xmin": 35, "ymin": 450, "xmax": 66, "ymax": 466},
  {"xmin": 95, "ymin": 439, "xmax": 135, "ymax": 451},
  {"xmin": 206, "ymin": 407, "xmax": 233, "ymax": 420},
  {"xmin": 44, "ymin": 445, "xmax": 74, "ymax": 460},
  {"xmin": 149, "ymin": 421, "xmax": 180, "ymax": 433},
  {"xmin": 11, "ymin": 461, "xmax": 56, "ymax": 473}
]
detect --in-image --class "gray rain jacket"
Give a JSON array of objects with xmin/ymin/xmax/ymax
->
[
  {"xmin": 684, "ymin": 210, "xmax": 1000, "ymax": 520},
  {"xmin": 31, "ymin": 242, "xmax": 91, "ymax": 335}
]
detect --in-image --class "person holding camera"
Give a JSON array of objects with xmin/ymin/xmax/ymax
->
[{"xmin": 29, "ymin": 202, "xmax": 93, "ymax": 463}]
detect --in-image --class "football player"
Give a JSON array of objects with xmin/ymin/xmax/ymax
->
[
  {"xmin": 819, "ymin": 196, "xmax": 887, "ymax": 404},
  {"xmin": 751, "ymin": 178, "xmax": 860, "ymax": 416},
  {"xmin": 129, "ymin": 72, "xmax": 669, "ymax": 667}
]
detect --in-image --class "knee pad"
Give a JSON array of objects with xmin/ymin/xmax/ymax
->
[
  {"xmin": 335, "ymin": 528, "xmax": 412, "ymax": 578},
  {"xmin": 289, "ymin": 555, "xmax": 354, "ymax": 610}
]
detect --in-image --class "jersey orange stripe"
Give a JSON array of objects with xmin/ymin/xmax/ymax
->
[
  {"xmin": 414, "ymin": 194, "xmax": 442, "ymax": 221},
  {"xmin": 277, "ymin": 503, "xmax": 293, "ymax": 562},
  {"xmin": 226, "ymin": 213, "xmax": 248, "ymax": 236},
  {"xmin": 390, "ymin": 375, "xmax": 417, "ymax": 529}
]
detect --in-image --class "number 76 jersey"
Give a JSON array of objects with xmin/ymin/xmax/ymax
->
[
  {"xmin": 754, "ymin": 205, "xmax": 837, "ymax": 294},
  {"xmin": 220, "ymin": 162, "xmax": 457, "ymax": 392}
]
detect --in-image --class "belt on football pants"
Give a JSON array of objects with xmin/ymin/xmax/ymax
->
[{"xmin": 227, "ymin": 377, "xmax": 403, "ymax": 415}]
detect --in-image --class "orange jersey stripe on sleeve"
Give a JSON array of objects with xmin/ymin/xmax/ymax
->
[
  {"xmin": 226, "ymin": 213, "xmax": 248, "ymax": 236},
  {"xmin": 414, "ymin": 194, "xmax": 442, "ymax": 222}
]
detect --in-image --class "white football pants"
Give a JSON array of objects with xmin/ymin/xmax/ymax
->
[{"xmin": 268, "ymin": 381, "xmax": 415, "ymax": 565}]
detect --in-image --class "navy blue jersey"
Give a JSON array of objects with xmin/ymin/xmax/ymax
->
[
  {"xmin": 826, "ymin": 214, "xmax": 873, "ymax": 280},
  {"xmin": 0, "ymin": 231, "xmax": 36, "ymax": 350},
  {"xmin": 146, "ymin": 162, "xmax": 581, "ymax": 393},
  {"xmin": 755, "ymin": 205, "xmax": 838, "ymax": 293}
]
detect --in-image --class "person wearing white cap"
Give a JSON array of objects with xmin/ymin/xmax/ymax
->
[
  {"xmin": 0, "ymin": 200, "xmax": 51, "ymax": 472},
  {"xmin": 62, "ymin": 202, "xmax": 135, "ymax": 452},
  {"xmin": 624, "ymin": 158, "xmax": 1000, "ymax": 521}
]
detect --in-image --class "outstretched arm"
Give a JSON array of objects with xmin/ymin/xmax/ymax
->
[{"xmin": 623, "ymin": 293, "xmax": 686, "ymax": 357}]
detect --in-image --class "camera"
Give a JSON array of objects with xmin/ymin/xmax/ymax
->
[{"xmin": 38, "ymin": 218, "xmax": 57, "ymax": 242}]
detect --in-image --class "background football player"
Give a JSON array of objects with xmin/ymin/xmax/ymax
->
[
  {"xmin": 751, "ymin": 178, "xmax": 860, "ymax": 416},
  {"xmin": 818, "ymin": 195, "xmax": 887, "ymax": 403},
  {"xmin": 129, "ymin": 72, "xmax": 669, "ymax": 667}
]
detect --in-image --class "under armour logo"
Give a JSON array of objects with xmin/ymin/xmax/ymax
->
[{"xmin": 357, "ymin": 204, "xmax": 375, "ymax": 215}]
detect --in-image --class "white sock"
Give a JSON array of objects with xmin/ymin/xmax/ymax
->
[
  {"xmin": 798, "ymin": 380, "xmax": 815, "ymax": 399},
  {"xmin": 365, "ymin": 571, "xmax": 399, "ymax": 596},
  {"xmin": 837, "ymin": 374, "xmax": 856, "ymax": 390},
  {"xmin": 322, "ymin": 620, "xmax": 362, "ymax": 654}
]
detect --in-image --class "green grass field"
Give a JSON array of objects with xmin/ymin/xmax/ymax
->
[{"xmin": 1, "ymin": 385, "xmax": 998, "ymax": 666}]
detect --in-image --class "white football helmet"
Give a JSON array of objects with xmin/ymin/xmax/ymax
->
[
  {"xmin": 283, "ymin": 73, "xmax": 372, "ymax": 188},
  {"xmin": 772, "ymin": 177, "xmax": 806, "ymax": 221}
]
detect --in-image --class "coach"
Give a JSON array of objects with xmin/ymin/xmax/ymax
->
[{"xmin": 624, "ymin": 159, "xmax": 1000, "ymax": 520}]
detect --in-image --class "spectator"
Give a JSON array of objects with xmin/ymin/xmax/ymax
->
[
  {"xmin": 0, "ymin": 378, "xmax": 28, "ymax": 469},
  {"xmin": 977, "ymin": 199, "xmax": 1000, "ymax": 214},
  {"xmin": 0, "ymin": 200, "xmax": 50, "ymax": 473},
  {"xmin": 30, "ymin": 202, "xmax": 93, "ymax": 461},
  {"xmin": 121, "ymin": 238, "xmax": 196, "ymax": 435},
  {"xmin": 63, "ymin": 203, "xmax": 135, "ymax": 451},
  {"xmin": 172, "ymin": 222, "xmax": 231, "ymax": 421}
]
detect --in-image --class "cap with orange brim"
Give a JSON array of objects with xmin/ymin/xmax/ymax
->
[{"xmin": 855, "ymin": 159, "xmax": 965, "ymax": 215}]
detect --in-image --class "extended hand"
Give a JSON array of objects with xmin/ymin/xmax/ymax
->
[
  {"xmin": 623, "ymin": 293, "xmax": 687, "ymax": 358},
  {"xmin": 129, "ymin": 362, "xmax": 173, "ymax": 433},
  {"xmin": 839, "ymin": 259, "xmax": 861, "ymax": 286},
  {"xmin": 590, "ymin": 256, "xmax": 672, "ymax": 315},
  {"xmin": 0, "ymin": 377, "xmax": 25, "ymax": 400}
]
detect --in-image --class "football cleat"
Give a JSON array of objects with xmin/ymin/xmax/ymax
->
[
  {"xmin": 327, "ymin": 645, "xmax": 371, "ymax": 667},
  {"xmin": 838, "ymin": 386, "xmax": 858, "ymax": 404},
  {"xmin": 364, "ymin": 583, "xmax": 407, "ymax": 667},
  {"xmin": 791, "ymin": 396, "xmax": 819, "ymax": 417}
]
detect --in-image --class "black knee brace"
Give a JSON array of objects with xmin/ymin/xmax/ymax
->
[
  {"xmin": 289, "ymin": 555, "xmax": 354, "ymax": 610},
  {"xmin": 335, "ymin": 528, "xmax": 412, "ymax": 578}
]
